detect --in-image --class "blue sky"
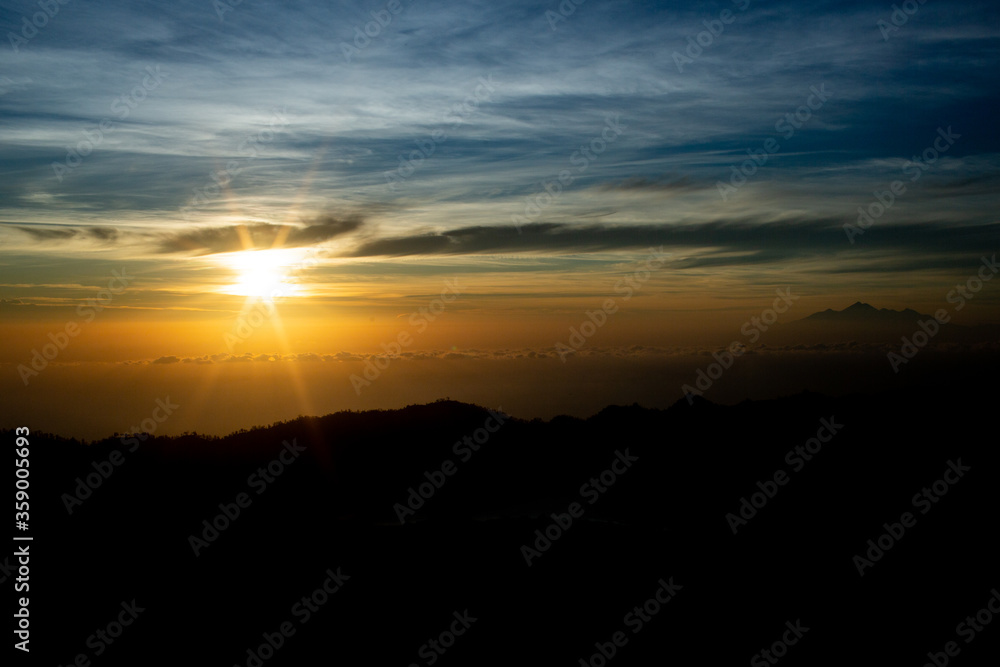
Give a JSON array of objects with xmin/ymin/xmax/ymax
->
[{"xmin": 1, "ymin": 0, "xmax": 999, "ymax": 306}]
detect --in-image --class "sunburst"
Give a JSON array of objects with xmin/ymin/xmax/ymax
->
[{"xmin": 219, "ymin": 248, "xmax": 307, "ymax": 298}]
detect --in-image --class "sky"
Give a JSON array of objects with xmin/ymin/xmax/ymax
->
[{"xmin": 1, "ymin": 0, "xmax": 999, "ymax": 435}]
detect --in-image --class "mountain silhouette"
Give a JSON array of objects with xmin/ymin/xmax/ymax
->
[
  {"xmin": 16, "ymin": 379, "xmax": 1000, "ymax": 666},
  {"xmin": 799, "ymin": 301, "xmax": 929, "ymax": 323},
  {"xmin": 769, "ymin": 301, "xmax": 990, "ymax": 345}
]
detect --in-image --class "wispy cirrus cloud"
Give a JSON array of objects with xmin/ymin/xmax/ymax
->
[
  {"xmin": 342, "ymin": 218, "xmax": 1000, "ymax": 269},
  {"xmin": 0, "ymin": 0, "xmax": 998, "ymax": 316},
  {"xmin": 156, "ymin": 214, "xmax": 365, "ymax": 255}
]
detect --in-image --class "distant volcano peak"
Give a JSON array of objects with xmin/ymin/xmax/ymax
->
[
  {"xmin": 845, "ymin": 301, "xmax": 876, "ymax": 311},
  {"xmin": 800, "ymin": 302, "xmax": 931, "ymax": 322}
]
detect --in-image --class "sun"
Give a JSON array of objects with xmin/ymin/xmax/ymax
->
[{"xmin": 219, "ymin": 248, "xmax": 307, "ymax": 298}]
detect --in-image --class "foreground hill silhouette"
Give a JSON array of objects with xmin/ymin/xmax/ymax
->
[{"xmin": 16, "ymin": 378, "xmax": 1000, "ymax": 665}]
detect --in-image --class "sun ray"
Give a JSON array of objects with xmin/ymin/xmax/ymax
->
[{"xmin": 218, "ymin": 247, "xmax": 308, "ymax": 298}]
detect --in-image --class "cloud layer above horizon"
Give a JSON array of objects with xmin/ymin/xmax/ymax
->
[{"xmin": 1, "ymin": 0, "xmax": 999, "ymax": 307}]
